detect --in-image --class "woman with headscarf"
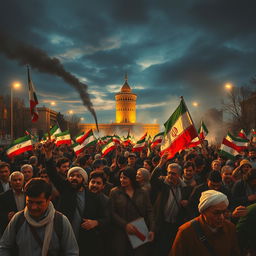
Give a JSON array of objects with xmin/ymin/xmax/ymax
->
[{"xmin": 110, "ymin": 167, "xmax": 155, "ymax": 256}]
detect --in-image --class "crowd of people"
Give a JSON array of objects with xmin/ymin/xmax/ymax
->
[{"xmin": 0, "ymin": 139, "xmax": 256, "ymax": 256}]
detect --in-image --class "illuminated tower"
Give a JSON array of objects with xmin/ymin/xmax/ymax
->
[{"xmin": 115, "ymin": 74, "xmax": 137, "ymax": 123}]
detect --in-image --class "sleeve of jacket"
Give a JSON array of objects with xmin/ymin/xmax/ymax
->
[
  {"xmin": 232, "ymin": 181, "xmax": 249, "ymax": 207},
  {"xmin": 60, "ymin": 214, "xmax": 79, "ymax": 256},
  {"xmin": 169, "ymin": 227, "xmax": 189, "ymax": 256},
  {"xmin": 45, "ymin": 158, "xmax": 69, "ymax": 193},
  {"xmin": 96, "ymin": 194, "xmax": 111, "ymax": 229}
]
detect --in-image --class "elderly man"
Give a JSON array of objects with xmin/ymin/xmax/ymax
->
[
  {"xmin": 150, "ymin": 153, "xmax": 191, "ymax": 256},
  {"xmin": 0, "ymin": 178, "xmax": 78, "ymax": 256},
  {"xmin": 20, "ymin": 164, "xmax": 33, "ymax": 184},
  {"xmin": 170, "ymin": 190, "xmax": 240, "ymax": 256}
]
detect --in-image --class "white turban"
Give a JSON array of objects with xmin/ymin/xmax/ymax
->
[
  {"xmin": 198, "ymin": 190, "xmax": 229, "ymax": 213},
  {"xmin": 67, "ymin": 166, "xmax": 88, "ymax": 185}
]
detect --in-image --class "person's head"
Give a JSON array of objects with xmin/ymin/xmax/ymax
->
[
  {"xmin": 152, "ymin": 155, "xmax": 160, "ymax": 167},
  {"xmin": 0, "ymin": 162, "xmax": 10, "ymax": 183},
  {"xmin": 38, "ymin": 169, "xmax": 50, "ymax": 184},
  {"xmin": 89, "ymin": 171, "xmax": 106, "ymax": 194},
  {"xmin": 136, "ymin": 168, "xmax": 150, "ymax": 185},
  {"xmin": 117, "ymin": 156, "xmax": 127, "ymax": 169},
  {"xmin": 140, "ymin": 150, "xmax": 147, "ymax": 159},
  {"xmin": 244, "ymin": 168, "xmax": 256, "ymax": 188},
  {"xmin": 249, "ymin": 149, "xmax": 256, "ymax": 160},
  {"xmin": 185, "ymin": 153, "xmax": 196, "ymax": 163},
  {"xmin": 221, "ymin": 165, "xmax": 233, "ymax": 184},
  {"xmin": 207, "ymin": 171, "xmax": 222, "ymax": 191},
  {"xmin": 56, "ymin": 157, "xmax": 70, "ymax": 177},
  {"xmin": 143, "ymin": 160, "xmax": 153, "ymax": 172},
  {"xmin": 67, "ymin": 166, "xmax": 88, "ymax": 190},
  {"xmin": 29, "ymin": 155, "xmax": 38, "ymax": 166},
  {"xmin": 24, "ymin": 178, "xmax": 52, "ymax": 218},
  {"xmin": 9, "ymin": 171, "xmax": 24, "ymax": 192},
  {"xmin": 166, "ymin": 163, "xmax": 182, "ymax": 185},
  {"xmin": 183, "ymin": 161, "xmax": 195, "ymax": 180},
  {"xmin": 92, "ymin": 159, "xmax": 105, "ymax": 172},
  {"xmin": 194, "ymin": 157, "xmax": 205, "ymax": 173},
  {"xmin": 198, "ymin": 190, "xmax": 229, "ymax": 229},
  {"xmin": 78, "ymin": 154, "xmax": 93, "ymax": 168},
  {"xmin": 120, "ymin": 167, "xmax": 138, "ymax": 189},
  {"xmin": 20, "ymin": 164, "xmax": 33, "ymax": 183},
  {"xmin": 239, "ymin": 159, "xmax": 252, "ymax": 175},
  {"xmin": 211, "ymin": 160, "xmax": 221, "ymax": 171},
  {"xmin": 128, "ymin": 153, "xmax": 137, "ymax": 166}
]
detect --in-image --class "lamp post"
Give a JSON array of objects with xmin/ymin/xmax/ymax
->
[{"xmin": 10, "ymin": 82, "xmax": 21, "ymax": 140}]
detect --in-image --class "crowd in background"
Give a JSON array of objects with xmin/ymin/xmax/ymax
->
[{"xmin": 0, "ymin": 140, "xmax": 256, "ymax": 255}]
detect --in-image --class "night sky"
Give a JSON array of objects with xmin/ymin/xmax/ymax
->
[{"xmin": 1, "ymin": 0, "xmax": 256, "ymax": 129}]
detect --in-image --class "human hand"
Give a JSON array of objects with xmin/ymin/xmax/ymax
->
[
  {"xmin": 232, "ymin": 206, "xmax": 248, "ymax": 218},
  {"xmin": 81, "ymin": 219, "xmax": 99, "ymax": 230},
  {"xmin": 126, "ymin": 223, "xmax": 139, "ymax": 235},
  {"xmin": 8, "ymin": 211, "xmax": 15, "ymax": 221},
  {"xmin": 148, "ymin": 231, "xmax": 154, "ymax": 242},
  {"xmin": 248, "ymin": 194, "xmax": 256, "ymax": 202},
  {"xmin": 180, "ymin": 200, "xmax": 188, "ymax": 207},
  {"xmin": 42, "ymin": 141, "xmax": 55, "ymax": 160}
]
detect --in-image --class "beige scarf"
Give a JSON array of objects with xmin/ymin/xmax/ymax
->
[{"xmin": 24, "ymin": 201, "xmax": 55, "ymax": 256}]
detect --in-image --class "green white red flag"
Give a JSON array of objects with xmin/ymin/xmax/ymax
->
[
  {"xmin": 219, "ymin": 132, "xmax": 248, "ymax": 159},
  {"xmin": 102, "ymin": 139, "xmax": 116, "ymax": 157},
  {"xmin": 188, "ymin": 121, "xmax": 208, "ymax": 148},
  {"xmin": 132, "ymin": 133, "xmax": 147, "ymax": 152},
  {"xmin": 55, "ymin": 131, "xmax": 72, "ymax": 146},
  {"xmin": 41, "ymin": 125, "xmax": 62, "ymax": 143},
  {"xmin": 6, "ymin": 135, "xmax": 33, "ymax": 158},
  {"xmin": 151, "ymin": 132, "xmax": 164, "ymax": 148},
  {"xmin": 27, "ymin": 67, "xmax": 39, "ymax": 122},
  {"xmin": 113, "ymin": 135, "xmax": 121, "ymax": 144},
  {"xmin": 161, "ymin": 98, "xmax": 197, "ymax": 159},
  {"xmin": 250, "ymin": 129, "xmax": 256, "ymax": 143},
  {"xmin": 72, "ymin": 142, "xmax": 85, "ymax": 156},
  {"xmin": 75, "ymin": 129, "xmax": 95, "ymax": 146},
  {"xmin": 238, "ymin": 129, "xmax": 249, "ymax": 141}
]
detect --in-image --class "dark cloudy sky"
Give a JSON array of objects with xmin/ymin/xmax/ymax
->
[{"xmin": 0, "ymin": 0, "xmax": 256, "ymax": 129}]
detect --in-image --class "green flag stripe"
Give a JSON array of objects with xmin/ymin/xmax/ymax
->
[
  {"xmin": 55, "ymin": 131, "xmax": 70, "ymax": 137},
  {"xmin": 7, "ymin": 135, "xmax": 31, "ymax": 150}
]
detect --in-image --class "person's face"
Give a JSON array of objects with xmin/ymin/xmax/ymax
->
[
  {"xmin": 212, "ymin": 162, "xmax": 221, "ymax": 171},
  {"xmin": 166, "ymin": 167, "xmax": 180, "ymax": 185},
  {"xmin": 39, "ymin": 173, "xmax": 50, "ymax": 184},
  {"xmin": 0, "ymin": 166, "xmax": 10, "ymax": 182},
  {"xmin": 184, "ymin": 166, "xmax": 195, "ymax": 180},
  {"xmin": 249, "ymin": 151, "xmax": 256, "ymax": 159},
  {"xmin": 202, "ymin": 201, "xmax": 228, "ymax": 229},
  {"xmin": 26, "ymin": 193, "xmax": 50, "ymax": 218},
  {"xmin": 89, "ymin": 177, "xmax": 104, "ymax": 193},
  {"xmin": 136, "ymin": 170, "xmax": 144, "ymax": 183},
  {"xmin": 68, "ymin": 171, "xmax": 84, "ymax": 189},
  {"xmin": 10, "ymin": 175, "xmax": 24, "ymax": 191},
  {"xmin": 143, "ymin": 161, "xmax": 151, "ymax": 171},
  {"xmin": 87, "ymin": 157, "xmax": 93, "ymax": 165},
  {"xmin": 128, "ymin": 156, "xmax": 136, "ymax": 166},
  {"xmin": 241, "ymin": 164, "xmax": 252, "ymax": 174},
  {"xmin": 221, "ymin": 170, "xmax": 233, "ymax": 184},
  {"xmin": 94, "ymin": 165, "xmax": 104, "ymax": 172},
  {"xmin": 120, "ymin": 173, "xmax": 132, "ymax": 188},
  {"xmin": 22, "ymin": 168, "xmax": 33, "ymax": 182},
  {"xmin": 207, "ymin": 180, "xmax": 222, "ymax": 191},
  {"xmin": 58, "ymin": 162, "xmax": 70, "ymax": 176}
]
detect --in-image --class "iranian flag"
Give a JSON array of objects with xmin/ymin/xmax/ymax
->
[
  {"xmin": 102, "ymin": 139, "xmax": 116, "ymax": 157},
  {"xmin": 161, "ymin": 98, "xmax": 197, "ymax": 159},
  {"xmin": 55, "ymin": 131, "xmax": 72, "ymax": 146},
  {"xmin": 75, "ymin": 129, "xmax": 96, "ymax": 146},
  {"xmin": 72, "ymin": 142, "xmax": 85, "ymax": 156},
  {"xmin": 27, "ymin": 66, "xmax": 39, "ymax": 122},
  {"xmin": 132, "ymin": 133, "xmax": 147, "ymax": 152},
  {"xmin": 238, "ymin": 129, "xmax": 249, "ymax": 141},
  {"xmin": 219, "ymin": 132, "xmax": 248, "ymax": 159},
  {"xmin": 113, "ymin": 135, "xmax": 121, "ymax": 144},
  {"xmin": 188, "ymin": 121, "xmax": 208, "ymax": 148},
  {"xmin": 6, "ymin": 135, "xmax": 33, "ymax": 158},
  {"xmin": 251, "ymin": 129, "xmax": 256, "ymax": 143},
  {"xmin": 151, "ymin": 132, "xmax": 164, "ymax": 148},
  {"xmin": 41, "ymin": 125, "xmax": 62, "ymax": 142}
]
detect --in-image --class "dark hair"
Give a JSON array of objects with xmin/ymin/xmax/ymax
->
[
  {"xmin": 183, "ymin": 161, "xmax": 195, "ymax": 170},
  {"xmin": 56, "ymin": 157, "xmax": 69, "ymax": 168},
  {"xmin": 117, "ymin": 156, "xmax": 127, "ymax": 165},
  {"xmin": 245, "ymin": 168, "xmax": 256, "ymax": 183},
  {"xmin": 120, "ymin": 167, "xmax": 139, "ymax": 189},
  {"xmin": 103, "ymin": 166, "xmax": 111, "ymax": 178},
  {"xmin": 194, "ymin": 157, "xmax": 205, "ymax": 168},
  {"xmin": 24, "ymin": 178, "xmax": 52, "ymax": 199},
  {"xmin": 185, "ymin": 153, "xmax": 196, "ymax": 162},
  {"xmin": 152, "ymin": 156, "xmax": 160, "ymax": 164},
  {"xmin": 78, "ymin": 154, "xmax": 91, "ymax": 166},
  {"xmin": 92, "ymin": 159, "xmax": 105, "ymax": 170},
  {"xmin": 207, "ymin": 171, "xmax": 222, "ymax": 183},
  {"xmin": 89, "ymin": 171, "xmax": 106, "ymax": 184},
  {"xmin": 144, "ymin": 159, "xmax": 153, "ymax": 169},
  {"xmin": 0, "ymin": 162, "xmax": 10, "ymax": 170}
]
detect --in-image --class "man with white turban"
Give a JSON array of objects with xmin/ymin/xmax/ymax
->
[{"xmin": 170, "ymin": 190, "xmax": 240, "ymax": 256}]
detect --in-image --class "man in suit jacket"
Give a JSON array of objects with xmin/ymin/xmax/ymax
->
[
  {"xmin": 0, "ymin": 171, "xmax": 25, "ymax": 235},
  {"xmin": 0, "ymin": 162, "xmax": 10, "ymax": 193}
]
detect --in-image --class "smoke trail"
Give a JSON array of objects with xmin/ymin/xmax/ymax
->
[{"xmin": 0, "ymin": 31, "xmax": 99, "ymax": 130}]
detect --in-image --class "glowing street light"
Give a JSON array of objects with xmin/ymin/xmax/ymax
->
[
  {"xmin": 192, "ymin": 101, "xmax": 199, "ymax": 107},
  {"xmin": 80, "ymin": 117, "xmax": 84, "ymax": 121},
  {"xmin": 50, "ymin": 101, "xmax": 56, "ymax": 106},
  {"xmin": 11, "ymin": 82, "xmax": 22, "ymax": 139},
  {"xmin": 68, "ymin": 110, "xmax": 74, "ymax": 115},
  {"xmin": 225, "ymin": 83, "xmax": 233, "ymax": 91}
]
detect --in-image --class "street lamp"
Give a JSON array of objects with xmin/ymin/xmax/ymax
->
[
  {"xmin": 50, "ymin": 101, "xmax": 56, "ymax": 106},
  {"xmin": 192, "ymin": 101, "xmax": 199, "ymax": 107},
  {"xmin": 10, "ymin": 82, "xmax": 21, "ymax": 140},
  {"xmin": 225, "ymin": 83, "xmax": 233, "ymax": 91}
]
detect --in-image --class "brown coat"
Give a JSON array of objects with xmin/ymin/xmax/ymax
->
[{"xmin": 170, "ymin": 215, "xmax": 240, "ymax": 256}]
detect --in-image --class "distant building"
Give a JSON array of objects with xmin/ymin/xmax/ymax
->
[{"xmin": 80, "ymin": 75, "xmax": 160, "ymax": 137}]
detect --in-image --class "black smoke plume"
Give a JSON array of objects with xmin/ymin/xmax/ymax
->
[{"xmin": 0, "ymin": 31, "xmax": 99, "ymax": 131}]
